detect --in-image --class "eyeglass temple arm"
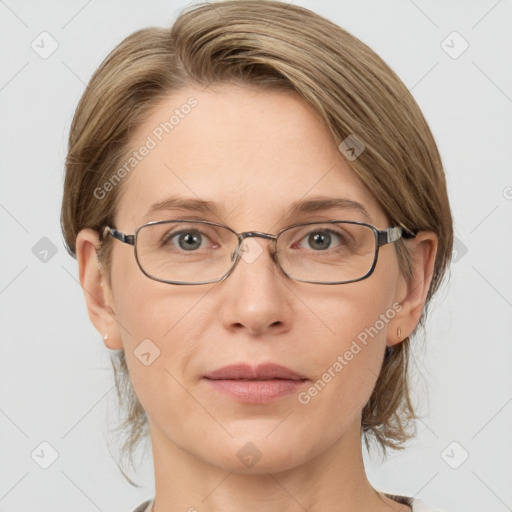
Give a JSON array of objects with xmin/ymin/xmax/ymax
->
[
  {"xmin": 102, "ymin": 226, "xmax": 135, "ymax": 246},
  {"xmin": 378, "ymin": 226, "xmax": 417, "ymax": 246}
]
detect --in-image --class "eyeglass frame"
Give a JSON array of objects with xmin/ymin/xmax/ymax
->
[{"xmin": 101, "ymin": 219, "xmax": 417, "ymax": 286}]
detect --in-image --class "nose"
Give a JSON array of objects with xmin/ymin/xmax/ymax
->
[{"xmin": 218, "ymin": 236, "xmax": 293, "ymax": 337}]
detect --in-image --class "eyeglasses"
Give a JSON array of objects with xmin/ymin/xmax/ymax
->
[{"xmin": 101, "ymin": 219, "xmax": 416, "ymax": 285}]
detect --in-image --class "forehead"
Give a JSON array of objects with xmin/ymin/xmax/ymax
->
[{"xmin": 115, "ymin": 83, "xmax": 385, "ymax": 230}]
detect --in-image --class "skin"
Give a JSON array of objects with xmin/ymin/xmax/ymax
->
[{"xmin": 76, "ymin": 83, "xmax": 437, "ymax": 512}]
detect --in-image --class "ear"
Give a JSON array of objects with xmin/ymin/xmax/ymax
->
[
  {"xmin": 75, "ymin": 228, "xmax": 123, "ymax": 350},
  {"xmin": 387, "ymin": 230, "xmax": 438, "ymax": 347}
]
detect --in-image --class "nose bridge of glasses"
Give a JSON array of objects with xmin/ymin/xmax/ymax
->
[
  {"xmin": 231, "ymin": 231, "xmax": 278, "ymax": 263},
  {"xmin": 239, "ymin": 231, "xmax": 277, "ymax": 242}
]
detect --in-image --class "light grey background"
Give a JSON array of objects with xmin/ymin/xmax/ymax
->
[{"xmin": 1, "ymin": 1, "xmax": 511, "ymax": 511}]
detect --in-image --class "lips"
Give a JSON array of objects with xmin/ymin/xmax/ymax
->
[
  {"xmin": 204, "ymin": 363, "xmax": 307, "ymax": 381},
  {"xmin": 203, "ymin": 363, "xmax": 308, "ymax": 404}
]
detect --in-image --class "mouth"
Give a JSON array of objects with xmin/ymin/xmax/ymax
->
[{"xmin": 203, "ymin": 363, "xmax": 309, "ymax": 404}]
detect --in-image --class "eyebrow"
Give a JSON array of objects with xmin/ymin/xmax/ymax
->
[
  {"xmin": 143, "ymin": 195, "xmax": 371, "ymax": 222},
  {"xmin": 143, "ymin": 197, "xmax": 221, "ymax": 220},
  {"xmin": 287, "ymin": 197, "xmax": 371, "ymax": 222}
]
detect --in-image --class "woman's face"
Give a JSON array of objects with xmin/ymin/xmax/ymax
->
[{"xmin": 81, "ymin": 83, "xmax": 419, "ymax": 473}]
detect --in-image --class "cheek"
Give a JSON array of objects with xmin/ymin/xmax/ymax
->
[
  {"xmin": 297, "ymin": 272, "xmax": 398, "ymax": 408},
  {"xmin": 108, "ymin": 248, "xmax": 214, "ymax": 390},
  {"xmin": 109, "ymin": 245, "xmax": 179, "ymax": 336},
  {"xmin": 303, "ymin": 275, "xmax": 396, "ymax": 348},
  {"xmin": 109, "ymin": 281, "xmax": 203, "ymax": 423}
]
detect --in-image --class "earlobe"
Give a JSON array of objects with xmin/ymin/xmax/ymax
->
[
  {"xmin": 75, "ymin": 228, "xmax": 123, "ymax": 350},
  {"xmin": 387, "ymin": 231, "xmax": 438, "ymax": 348}
]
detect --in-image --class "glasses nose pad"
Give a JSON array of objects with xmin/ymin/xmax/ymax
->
[
  {"xmin": 230, "ymin": 238, "xmax": 244, "ymax": 263},
  {"xmin": 270, "ymin": 239, "xmax": 279, "ymax": 264},
  {"xmin": 229, "ymin": 235, "xmax": 278, "ymax": 265}
]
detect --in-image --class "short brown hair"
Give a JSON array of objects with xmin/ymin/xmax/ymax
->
[{"xmin": 61, "ymin": 0, "xmax": 453, "ymax": 480}]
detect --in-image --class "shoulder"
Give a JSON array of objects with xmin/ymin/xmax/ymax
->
[{"xmin": 132, "ymin": 499, "xmax": 152, "ymax": 512}]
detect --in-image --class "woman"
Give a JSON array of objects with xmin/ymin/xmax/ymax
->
[{"xmin": 61, "ymin": 1, "xmax": 453, "ymax": 511}]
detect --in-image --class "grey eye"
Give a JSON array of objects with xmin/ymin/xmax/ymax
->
[
  {"xmin": 307, "ymin": 231, "xmax": 332, "ymax": 250},
  {"xmin": 177, "ymin": 232, "xmax": 203, "ymax": 251}
]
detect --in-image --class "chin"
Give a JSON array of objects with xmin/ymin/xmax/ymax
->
[{"xmin": 201, "ymin": 435, "xmax": 312, "ymax": 475}]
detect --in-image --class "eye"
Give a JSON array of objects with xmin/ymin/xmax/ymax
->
[
  {"xmin": 163, "ymin": 229, "xmax": 211, "ymax": 251},
  {"xmin": 297, "ymin": 229, "xmax": 346, "ymax": 251}
]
